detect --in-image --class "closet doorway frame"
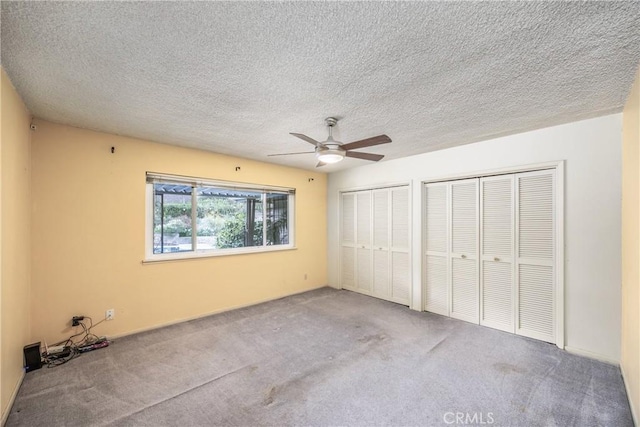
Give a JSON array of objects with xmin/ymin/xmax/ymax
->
[{"xmin": 421, "ymin": 161, "xmax": 565, "ymax": 350}]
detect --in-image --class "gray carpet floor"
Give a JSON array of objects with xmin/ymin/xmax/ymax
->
[{"xmin": 6, "ymin": 287, "xmax": 633, "ymax": 426}]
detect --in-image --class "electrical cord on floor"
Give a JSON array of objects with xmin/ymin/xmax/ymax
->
[
  {"xmin": 43, "ymin": 347, "xmax": 78, "ymax": 367},
  {"xmin": 43, "ymin": 317, "xmax": 109, "ymax": 368}
]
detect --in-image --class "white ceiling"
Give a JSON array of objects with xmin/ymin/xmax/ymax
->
[{"xmin": 2, "ymin": 2, "xmax": 639, "ymax": 172}]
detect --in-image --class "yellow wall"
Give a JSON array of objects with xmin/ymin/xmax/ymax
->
[
  {"xmin": 622, "ymin": 65, "xmax": 640, "ymax": 423},
  {"xmin": 30, "ymin": 120, "xmax": 327, "ymax": 344},
  {"xmin": 0, "ymin": 69, "xmax": 32, "ymax": 421}
]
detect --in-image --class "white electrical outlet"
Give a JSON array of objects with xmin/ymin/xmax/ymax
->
[{"xmin": 106, "ymin": 309, "xmax": 115, "ymax": 320}]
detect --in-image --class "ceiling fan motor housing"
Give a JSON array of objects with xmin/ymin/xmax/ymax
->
[{"xmin": 317, "ymin": 120, "xmax": 346, "ymax": 163}]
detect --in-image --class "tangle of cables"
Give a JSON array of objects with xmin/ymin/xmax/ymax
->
[{"xmin": 43, "ymin": 317, "xmax": 108, "ymax": 367}]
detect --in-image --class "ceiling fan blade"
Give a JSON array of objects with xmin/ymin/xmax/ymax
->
[
  {"xmin": 267, "ymin": 151, "xmax": 315, "ymax": 157},
  {"xmin": 316, "ymin": 161, "xmax": 327, "ymax": 168},
  {"xmin": 341, "ymin": 134, "xmax": 391, "ymax": 151},
  {"xmin": 345, "ymin": 151, "xmax": 384, "ymax": 162},
  {"xmin": 290, "ymin": 133, "xmax": 320, "ymax": 146}
]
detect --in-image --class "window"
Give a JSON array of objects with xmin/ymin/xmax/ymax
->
[{"xmin": 146, "ymin": 173, "xmax": 294, "ymax": 260}]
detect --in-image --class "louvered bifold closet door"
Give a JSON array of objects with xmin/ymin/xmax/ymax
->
[
  {"xmin": 372, "ymin": 189, "xmax": 391, "ymax": 299},
  {"xmin": 340, "ymin": 193, "xmax": 356, "ymax": 290},
  {"xmin": 516, "ymin": 170, "xmax": 555, "ymax": 343},
  {"xmin": 450, "ymin": 179, "xmax": 480, "ymax": 324},
  {"xmin": 480, "ymin": 176, "xmax": 515, "ymax": 333},
  {"xmin": 356, "ymin": 191, "xmax": 373, "ymax": 292},
  {"xmin": 424, "ymin": 182, "xmax": 449, "ymax": 315},
  {"xmin": 390, "ymin": 186, "xmax": 410, "ymax": 305}
]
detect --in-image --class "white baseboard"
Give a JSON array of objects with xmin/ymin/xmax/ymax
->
[
  {"xmin": 620, "ymin": 364, "xmax": 638, "ymax": 426},
  {"xmin": 110, "ymin": 284, "xmax": 328, "ymax": 341},
  {"xmin": 1, "ymin": 370, "xmax": 25, "ymax": 427},
  {"xmin": 564, "ymin": 346, "xmax": 619, "ymax": 366}
]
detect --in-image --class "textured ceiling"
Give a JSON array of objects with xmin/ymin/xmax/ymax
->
[{"xmin": 2, "ymin": 2, "xmax": 640, "ymax": 172}]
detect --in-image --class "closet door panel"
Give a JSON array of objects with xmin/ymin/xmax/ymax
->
[
  {"xmin": 357, "ymin": 247, "xmax": 372, "ymax": 292},
  {"xmin": 481, "ymin": 177, "xmax": 513, "ymax": 258},
  {"xmin": 356, "ymin": 192, "xmax": 372, "ymax": 292},
  {"xmin": 373, "ymin": 250, "xmax": 390, "ymax": 298},
  {"xmin": 425, "ymin": 256, "xmax": 448, "ymax": 315},
  {"xmin": 342, "ymin": 186, "xmax": 412, "ymax": 305},
  {"xmin": 451, "ymin": 180, "xmax": 478, "ymax": 255},
  {"xmin": 341, "ymin": 247, "xmax": 356, "ymax": 289},
  {"xmin": 519, "ymin": 264, "xmax": 554, "ymax": 339},
  {"xmin": 480, "ymin": 176, "xmax": 514, "ymax": 332},
  {"xmin": 342, "ymin": 193, "xmax": 356, "ymax": 245},
  {"xmin": 450, "ymin": 179, "xmax": 479, "ymax": 323},
  {"xmin": 391, "ymin": 186, "xmax": 410, "ymax": 305},
  {"xmin": 425, "ymin": 185, "xmax": 447, "ymax": 253},
  {"xmin": 391, "ymin": 187, "xmax": 409, "ymax": 250},
  {"xmin": 518, "ymin": 174, "xmax": 553, "ymax": 260},
  {"xmin": 340, "ymin": 193, "xmax": 356, "ymax": 289},
  {"xmin": 356, "ymin": 192, "xmax": 372, "ymax": 247},
  {"xmin": 373, "ymin": 190, "xmax": 389, "ymax": 249},
  {"xmin": 372, "ymin": 189, "xmax": 390, "ymax": 298},
  {"xmin": 424, "ymin": 183, "xmax": 449, "ymax": 315},
  {"xmin": 391, "ymin": 252, "xmax": 410, "ymax": 304},
  {"xmin": 516, "ymin": 170, "xmax": 555, "ymax": 343},
  {"xmin": 451, "ymin": 257, "xmax": 478, "ymax": 320},
  {"xmin": 481, "ymin": 260, "xmax": 513, "ymax": 330}
]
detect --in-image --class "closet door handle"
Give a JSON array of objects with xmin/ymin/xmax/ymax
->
[
  {"xmin": 494, "ymin": 257, "xmax": 500, "ymax": 262},
  {"xmin": 461, "ymin": 254, "xmax": 467, "ymax": 259}
]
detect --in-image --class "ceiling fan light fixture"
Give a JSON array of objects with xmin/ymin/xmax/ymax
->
[{"xmin": 316, "ymin": 148, "xmax": 344, "ymax": 164}]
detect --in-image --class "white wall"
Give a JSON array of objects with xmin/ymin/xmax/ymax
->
[{"xmin": 328, "ymin": 114, "xmax": 622, "ymax": 363}]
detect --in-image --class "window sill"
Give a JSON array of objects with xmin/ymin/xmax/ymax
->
[{"xmin": 142, "ymin": 245, "xmax": 297, "ymax": 264}]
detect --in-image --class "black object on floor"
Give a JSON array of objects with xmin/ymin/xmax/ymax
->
[{"xmin": 22, "ymin": 342, "xmax": 41, "ymax": 373}]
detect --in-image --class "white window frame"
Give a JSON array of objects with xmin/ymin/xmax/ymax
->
[{"xmin": 144, "ymin": 172, "xmax": 295, "ymax": 263}]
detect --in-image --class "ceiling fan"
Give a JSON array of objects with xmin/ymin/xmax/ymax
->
[{"xmin": 269, "ymin": 117, "xmax": 392, "ymax": 167}]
